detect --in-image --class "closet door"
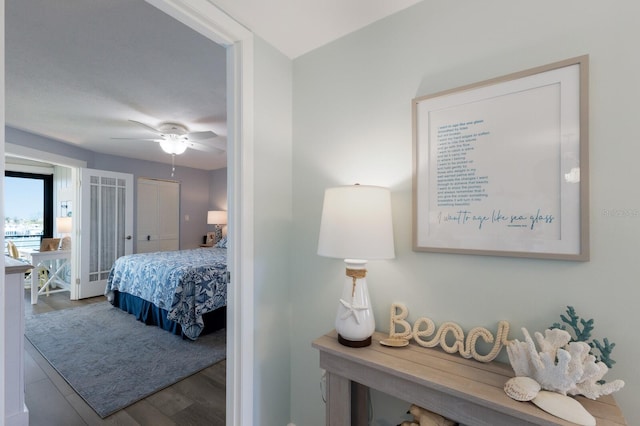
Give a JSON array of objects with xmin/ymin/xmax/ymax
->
[{"xmin": 136, "ymin": 178, "xmax": 179, "ymax": 253}]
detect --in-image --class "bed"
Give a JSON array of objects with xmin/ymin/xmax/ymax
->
[{"xmin": 105, "ymin": 246, "xmax": 228, "ymax": 340}]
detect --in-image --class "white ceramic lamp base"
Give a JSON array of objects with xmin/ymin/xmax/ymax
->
[{"xmin": 335, "ymin": 260, "xmax": 375, "ymax": 347}]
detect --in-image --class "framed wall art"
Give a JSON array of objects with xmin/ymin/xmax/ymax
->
[
  {"xmin": 412, "ymin": 55, "xmax": 589, "ymax": 260},
  {"xmin": 206, "ymin": 231, "xmax": 218, "ymax": 246}
]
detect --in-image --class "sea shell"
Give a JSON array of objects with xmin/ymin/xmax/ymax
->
[
  {"xmin": 506, "ymin": 327, "xmax": 625, "ymax": 399},
  {"xmin": 504, "ymin": 376, "xmax": 541, "ymax": 401},
  {"xmin": 531, "ymin": 391, "xmax": 596, "ymax": 426}
]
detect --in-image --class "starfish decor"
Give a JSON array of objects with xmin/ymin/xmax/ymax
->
[{"xmin": 339, "ymin": 298, "xmax": 368, "ymax": 324}]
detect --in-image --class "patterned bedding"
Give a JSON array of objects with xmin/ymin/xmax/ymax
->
[{"xmin": 105, "ymin": 247, "xmax": 227, "ymax": 340}]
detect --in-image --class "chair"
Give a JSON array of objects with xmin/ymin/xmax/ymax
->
[
  {"xmin": 6, "ymin": 240, "xmax": 30, "ymax": 283},
  {"xmin": 7, "ymin": 241, "xmax": 49, "ymax": 295},
  {"xmin": 6, "ymin": 241, "xmax": 20, "ymax": 259},
  {"xmin": 60, "ymin": 236, "xmax": 71, "ymax": 250}
]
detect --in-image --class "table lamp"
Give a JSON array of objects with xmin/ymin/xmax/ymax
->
[
  {"xmin": 56, "ymin": 216, "xmax": 72, "ymax": 250},
  {"xmin": 207, "ymin": 210, "xmax": 228, "ymax": 243},
  {"xmin": 317, "ymin": 184, "xmax": 395, "ymax": 347}
]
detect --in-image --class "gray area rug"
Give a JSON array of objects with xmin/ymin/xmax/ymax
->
[{"xmin": 25, "ymin": 302, "xmax": 226, "ymax": 418}]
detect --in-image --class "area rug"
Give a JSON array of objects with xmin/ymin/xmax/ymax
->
[{"xmin": 24, "ymin": 302, "xmax": 226, "ymax": 418}]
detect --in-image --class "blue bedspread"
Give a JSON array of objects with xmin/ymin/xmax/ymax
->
[{"xmin": 105, "ymin": 247, "xmax": 227, "ymax": 340}]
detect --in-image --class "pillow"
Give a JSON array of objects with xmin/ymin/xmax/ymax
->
[{"xmin": 215, "ymin": 236, "xmax": 227, "ymax": 248}]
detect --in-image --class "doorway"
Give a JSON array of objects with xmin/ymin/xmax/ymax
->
[{"xmin": 1, "ymin": 1, "xmax": 255, "ymax": 425}]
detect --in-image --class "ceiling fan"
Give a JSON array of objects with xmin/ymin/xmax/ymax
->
[{"xmin": 114, "ymin": 120, "xmax": 223, "ymax": 155}]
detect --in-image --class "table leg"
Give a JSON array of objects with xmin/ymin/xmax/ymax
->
[
  {"xmin": 30, "ymin": 266, "xmax": 38, "ymax": 304},
  {"xmin": 38, "ymin": 261, "xmax": 67, "ymax": 295},
  {"xmin": 326, "ymin": 371, "xmax": 351, "ymax": 426},
  {"xmin": 351, "ymin": 382, "xmax": 367, "ymax": 426}
]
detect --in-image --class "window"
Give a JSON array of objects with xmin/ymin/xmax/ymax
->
[{"xmin": 4, "ymin": 171, "xmax": 54, "ymax": 251}]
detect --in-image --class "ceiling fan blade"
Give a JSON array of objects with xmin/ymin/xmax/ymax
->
[
  {"xmin": 128, "ymin": 120, "xmax": 163, "ymax": 135},
  {"xmin": 116, "ymin": 121, "xmax": 224, "ymax": 156},
  {"xmin": 186, "ymin": 140, "xmax": 225, "ymax": 153},
  {"xmin": 187, "ymin": 130, "xmax": 217, "ymax": 140},
  {"xmin": 207, "ymin": 137, "xmax": 227, "ymax": 151},
  {"xmin": 111, "ymin": 137, "xmax": 160, "ymax": 141}
]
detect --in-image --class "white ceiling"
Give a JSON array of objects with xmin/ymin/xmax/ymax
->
[
  {"xmin": 212, "ymin": 0, "xmax": 423, "ymax": 59},
  {"xmin": 6, "ymin": 0, "xmax": 422, "ymax": 170}
]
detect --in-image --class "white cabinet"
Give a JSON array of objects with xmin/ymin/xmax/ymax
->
[
  {"xmin": 136, "ymin": 178, "xmax": 179, "ymax": 253},
  {"xmin": 3, "ymin": 257, "xmax": 32, "ymax": 425}
]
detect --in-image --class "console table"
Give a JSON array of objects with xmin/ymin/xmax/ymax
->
[{"xmin": 313, "ymin": 330, "xmax": 627, "ymax": 426}]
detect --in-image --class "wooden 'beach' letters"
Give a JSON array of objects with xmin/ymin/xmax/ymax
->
[{"xmin": 389, "ymin": 302, "xmax": 510, "ymax": 362}]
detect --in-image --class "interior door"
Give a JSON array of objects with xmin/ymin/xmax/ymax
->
[
  {"xmin": 136, "ymin": 178, "xmax": 160, "ymax": 253},
  {"xmin": 78, "ymin": 168, "xmax": 133, "ymax": 298},
  {"xmin": 136, "ymin": 178, "xmax": 179, "ymax": 253}
]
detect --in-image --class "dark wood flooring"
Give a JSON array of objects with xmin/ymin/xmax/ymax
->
[{"xmin": 23, "ymin": 290, "xmax": 226, "ymax": 425}]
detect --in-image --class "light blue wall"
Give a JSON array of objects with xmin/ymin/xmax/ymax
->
[
  {"xmin": 290, "ymin": 1, "xmax": 639, "ymax": 424},
  {"xmin": 208, "ymin": 167, "xmax": 227, "ymax": 211},
  {"xmin": 7, "ymin": 127, "xmax": 94, "ymax": 164},
  {"xmin": 207, "ymin": 167, "xmax": 227, "ymax": 239},
  {"xmin": 6, "ymin": 126, "xmax": 213, "ymax": 250}
]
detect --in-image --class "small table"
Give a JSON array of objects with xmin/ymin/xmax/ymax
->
[
  {"xmin": 22, "ymin": 249, "xmax": 71, "ymax": 304},
  {"xmin": 313, "ymin": 330, "xmax": 627, "ymax": 426}
]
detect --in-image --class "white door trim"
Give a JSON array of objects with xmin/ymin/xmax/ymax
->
[
  {"xmin": 145, "ymin": 2, "xmax": 254, "ymax": 425},
  {"xmin": 5, "ymin": 143, "xmax": 87, "ymax": 302},
  {"xmin": 5, "ymin": 143, "xmax": 87, "ymax": 169}
]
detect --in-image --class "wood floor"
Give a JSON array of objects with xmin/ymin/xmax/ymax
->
[{"xmin": 23, "ymin": 291, "xmax": 226, "ymax": 426}]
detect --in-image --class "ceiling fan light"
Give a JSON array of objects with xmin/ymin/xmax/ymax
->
[{"xmin": 159, "ymin": 139, "xmax": 187, "ymax": 155}]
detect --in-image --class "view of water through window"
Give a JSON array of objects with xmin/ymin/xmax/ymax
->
[{"xmin": 4, "ymin": 176, "xmax": 45, "ymax": 252}]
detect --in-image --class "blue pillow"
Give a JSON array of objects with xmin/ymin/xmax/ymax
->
[{"xmin": 215, "ymin": 236, "xmax": 227, "ymax": 248}]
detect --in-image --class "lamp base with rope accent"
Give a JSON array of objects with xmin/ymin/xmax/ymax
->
[{"xmin": 335, "ymin": 259, "xmax": 375, "ymax": 347}]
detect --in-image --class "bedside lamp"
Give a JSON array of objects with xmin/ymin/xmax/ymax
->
[
  {"xmin": 207, "ymin": 210, "xmax": 228, "ymax": 243},
  {"xmin": 317, "ymin": 185, "xmax": 395, "ymax": 347}
]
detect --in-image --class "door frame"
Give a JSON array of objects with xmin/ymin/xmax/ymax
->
[
  {"xmin": 0, "ymin": 1, "xmax": 256, "ymax": 425},
  {"xmin": 5, "ymin": 143, "xmax": 87, "ymax": 301},
  {"xmin": 145, "ymin": 2, "xmax": 255, "ymax": 425}
]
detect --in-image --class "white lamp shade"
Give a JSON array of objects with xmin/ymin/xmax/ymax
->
[
  {"xmin": 56, "ymin": 216, "xmax": 72, "ymax": 234},
  {"xmin": 207, "ymin": 210, "xmax": 228, "ymax": 225},
  {"xmin": 317, "ymin": 185, "xmax": 395, "ymax": 260}
]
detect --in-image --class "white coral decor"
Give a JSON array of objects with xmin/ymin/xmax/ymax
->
[{"xmin": 506, "ymin": 328, "xmax": 624, "ymax": 399}]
